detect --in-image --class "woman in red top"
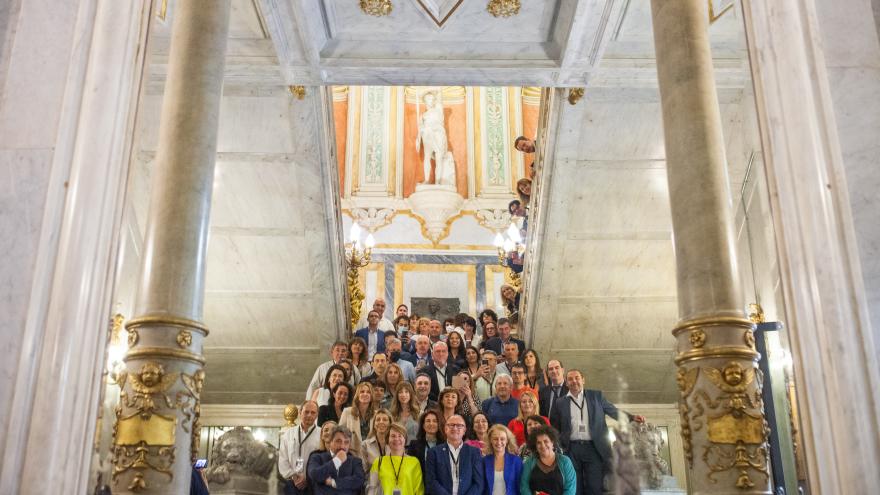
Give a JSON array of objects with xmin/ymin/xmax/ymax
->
[{"xmin": 506, "ymin": 390, "xmax": 548, "ymax": 446}]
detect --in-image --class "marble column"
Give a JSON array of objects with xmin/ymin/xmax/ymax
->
[
  {"xmin": 650, "ymin": 0, "xmax": 771, "ymax": 493},
  {"xmin": 111, "ymin": 0, "xmax": 231, "ymax": 493}
]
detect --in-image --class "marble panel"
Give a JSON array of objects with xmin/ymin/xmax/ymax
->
[
  {"xmin": 229, "ymin": 0, "xmax": 268, "ymax": 39},
  {"xmin": 547, "ymin": 349, "xmax": 678, "ymax": 404},
  {"xmin": 557, "ymin": 239, "xmax": 677, "ymax": 298},
  {"xmin": 210, "ymin": 159, "xmax": 303, "ymax": 231},
  {"xmin": 553, "ymin": 165, "xmax": 672, "ymax": 233},
  {"xmin": 202, "ymin": 348, "xmax": 325, "ymax": 404},
  {"xmin": 441, "ymin": 214, "xmax": 495, "ymax": 246},
  {"xmin": 537, "ymin": 300, "xmax": 678, "ymax": 350},
  {"xmin": 0, "ymin": 0, "xmax": 78, "ymax": 148},
  {"xmin": 203, "ymin": 295, "xmax": 320, "ymax": 347},
  {"xmin": 364, "ymin": 214, "xmax": 429, "ymax": 245},
  {"xmin": 217, "ymin": 96, "xmax": 295, "ymax": 153},
  {"xmin": 815, "ymin": 0, "xmax": 880, "ymax": 68},
  {"xmin": 577, "ymin": 102, "xmax": 666, "ymax": 161},
  {"xmin": 0, "ymin": 148, "xmax": 52, "ymax": 448},
  {"xmin": 826, "ymin": 66, "xmax": 880, "ymax": 356},
  {"xmin": 205, "ymin": 234, "xmax": 312, "ymax": 292}
]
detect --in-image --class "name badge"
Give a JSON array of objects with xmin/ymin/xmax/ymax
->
[
  {"xmin": 393, "ymin": 488, "xmax": 402, "ymax": 495},
  {"xmin": 295, "ymin": 458, "xmax": 304, "ymax": 472},
  {"xmin": 578, "ymin": 424, "xmax": 587, "ymax": 433}
]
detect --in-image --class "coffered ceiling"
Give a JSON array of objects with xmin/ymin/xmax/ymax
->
[{"xmin": 258, "ymin": 0, "xmax": 623, "ymax": 85}]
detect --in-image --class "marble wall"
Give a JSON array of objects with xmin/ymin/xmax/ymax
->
[
  {"xmin": 116, "ymin": 83, "xmax": 345, "ymax": 405},
  {"xmin": 814, "ymin": 0, "xmax": 880, "ymax": 359}
]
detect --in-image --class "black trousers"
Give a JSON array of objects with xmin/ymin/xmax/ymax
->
[{"xmin": 568, "ymin": 440, "xmax": 606, "ymax": 495}]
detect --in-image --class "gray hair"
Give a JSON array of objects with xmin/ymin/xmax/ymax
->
[
  {"xmin": 388, "ymin": 337, "xmax": 401, "ymax": 346},
  {"xmin": 493, "ymin": 374, "xmax": 513, "ymax": 388},
  {"xmin": 330, "ymin": 425, "xmax": 353, "ymax": 441},
  {"xmin": 432, "ymin": 341, "xmax": 448, "ymax": 352}
]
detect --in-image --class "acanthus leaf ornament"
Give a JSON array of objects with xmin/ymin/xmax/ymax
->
[
  {"xmin": 475, "ymin": 209, "xmax": 512, "ymax": 232},
  {"xmin": 567, "ymin": 87, "xmax": 585, "ymax": 105},
  {"xmin": 486, "ymin": 0, "xmax": 520, "ymax": 18}
]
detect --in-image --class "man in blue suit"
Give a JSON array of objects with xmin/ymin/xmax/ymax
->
[
  {"xmin": 306, "ymin": 425, "xmax": 364, "ymax": 495},
  {"xmin": 353, "ymin": 310, "xmax": 385, "ymax": 359},
  {"xmin": 425, "ymin": 414, "xmax": 484, "ymax": 495},
  {"xmin": 549, "ymin": 369, "xmax": 645, "ymax": 495}
]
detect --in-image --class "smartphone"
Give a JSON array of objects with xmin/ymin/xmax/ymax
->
[
  {"xmin": 194, "ymin": 459, "xmax": 207, "ymax": 469},
  {"xmin": 481, "ymin": 359, "xmax": 489, "ymax": 367},
  {"xmin": 452, "ymin": 375, "xmax": 468, "ymax": 390}
]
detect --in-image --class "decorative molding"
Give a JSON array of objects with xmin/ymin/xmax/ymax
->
[
  {"xmin": 567, "ymin": 87, "xmax": 585, "ymax": 105},
  {"xmin": 288, "ymin": 85, "xmax": 306, "ymax": 100},
  {"xmin": 413, "ymin": 0, "xmax": 465, "ymax": 28},
  {"xmin": 360, "ymin": 0, "xmax": 393, "ymax": 16},
  {"xmin": 741, "ymin": 0, "xmax": 880, "ymax": 491},
  {"xmin": 200, "ymin": 404, "xmax": 288, "ymax": 427},
  {"xmin": 350, "ymin": 207, "xmax": 396, "ymax": 232},
  {"xmin": 486, "ymin": 0, "xmax": 520, "ymax": 18},
  {"xmin": 708, "ymin": 0, "xmax": 734, "ymax": 24},
  {"xmin": 474, "ymin": 209, "xmax": 512, "ymax": 232}
]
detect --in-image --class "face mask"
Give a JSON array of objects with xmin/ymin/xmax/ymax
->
[
  {"xmin": 399, "ymin": 325, "xmax": 408, "ymax": 332},
  {"xmin": 389, "ymin": 351, "xmax": 401, "ymax": 362},
  {"xmin": 445, "ymin": 324, "xmax": 454, "ymax": 332}
]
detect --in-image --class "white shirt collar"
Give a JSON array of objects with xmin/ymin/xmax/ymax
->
[
  {"xmin": 448, "ymin": 442, "xmax": 463, "ymax": 454},
  {"xmin": 567, "ymin": 389, "xmax": 584, "ymax": 401}
]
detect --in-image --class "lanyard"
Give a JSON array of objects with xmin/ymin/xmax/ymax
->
[
  {"xmin": 436, "ymin": 366, "xmax": 447, "ymax": 382},
  {"xmin": 449, "ymin": 448, "xmax": 460, "ymax": 479},
  {"xmin": 388, "ymin": 455, "xmax": 405, "ymax": 485},
  {"xmin": 297, "ymin": 425, "xmax": 316, "ymax": 458},
  {"xmin": 569, "ymin": 395, "xmax": 587, "ymax": 423},
  {"xmin": 526, "ymin": 375, "xmax": 537, "ymax": 389}
]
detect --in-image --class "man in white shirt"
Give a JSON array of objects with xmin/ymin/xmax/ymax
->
[
  {"xmin": 357, "ymin": 298, "xmax": 395, "ymax": 332},
  {"xmin": 305, "ymin": 341, "xmax": 355, "ymax": 399},
  {"xmin": 549, "ymin": 369, "xmax": 645, "ymax": 495},
  {"xmin": 495, "ymin": 341, "xmax": 520, "ymax": 376},
  {"xmin": 414, "ymin": 373, "xmax": 438, "ymax": 414},
  {"xmin": 354, "ymin": 310, "xmax": 384, "ymax": 360},
  {"xmin": 278, "ymin": 401, "xmax": 321, "ymax": 494}
]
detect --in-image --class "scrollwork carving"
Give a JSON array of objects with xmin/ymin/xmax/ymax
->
[{"xmin": 682, "ymin": 361, "xmax": 770, "ymax": 489}]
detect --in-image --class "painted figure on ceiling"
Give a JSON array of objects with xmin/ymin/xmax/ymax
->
[{"xmin": 416, "ymin": 90, "xmax": 456, "ymax": 186}]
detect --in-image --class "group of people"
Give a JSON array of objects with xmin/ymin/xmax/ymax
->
[{"xmin": 278, "ymin": 298, "xmax": 645, "ymax": 495}]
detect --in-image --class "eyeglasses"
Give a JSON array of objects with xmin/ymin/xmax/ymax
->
[{"xmin": 446, "ymin": 424, "xmax": 466, "ymax": 429}]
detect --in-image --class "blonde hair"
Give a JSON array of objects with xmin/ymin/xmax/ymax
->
[
  {"xmin": 388, "ymin": 422, "xmax": 409, "ymax": 443},
  {"xmin": 318, "ymin": 421, "xmax": 337, "ymax": 450},
  {"xmin": 517, "ymin": 390, "xmax": 539, "ymax": 421},
  {"xmin": 367, "ymin": 409, "xmax": 394, "ymax": 442},
  {"xmin": 483, "ymin": 424, "xmax": 519, "ymax": 456},
  {"xmin": 351, "ymin": 382, "xmax": 376, "ymax": 419},
  {"xmin": 383, "ymin": 362, "xmax": 404, "ymax": 391}
]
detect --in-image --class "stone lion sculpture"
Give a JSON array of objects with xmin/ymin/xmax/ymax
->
[
  {"xmin": 631, "ymin": 421, "xmax": 671, "ymax": 489},
  {"xmin": 206, "ymin": 427, "xmax": 275, "ymax": 487}
]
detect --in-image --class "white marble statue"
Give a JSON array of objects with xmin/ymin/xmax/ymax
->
[{"xmin": 416, "ymin": 90, "xmax": 456, "ymax": 186}]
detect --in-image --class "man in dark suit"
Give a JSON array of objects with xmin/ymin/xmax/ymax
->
[
  {"xmin": 353, "ymin": 310, "xmax": 385, "ymax": 359},
  {"xmin": 424, "ymin": 341, "xmax": 459, "ymax": 401},
  {"xmin": 482, "ymin": 318, "xmax": 525, "ymax": 356},
  {"xmin": 549, "ymin": 369, "xmax": 645, "ymax": 495},
  {"xmin": 306, "ymin": 425, "xmax": 364, "ymax": 495},
  {"xmin": 425, "ymin": 414, "xmax": 484, "ymax": 495},
  {"xmin": 538, "ymin": 359, "xmax": 569, "ymax": 417}
]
